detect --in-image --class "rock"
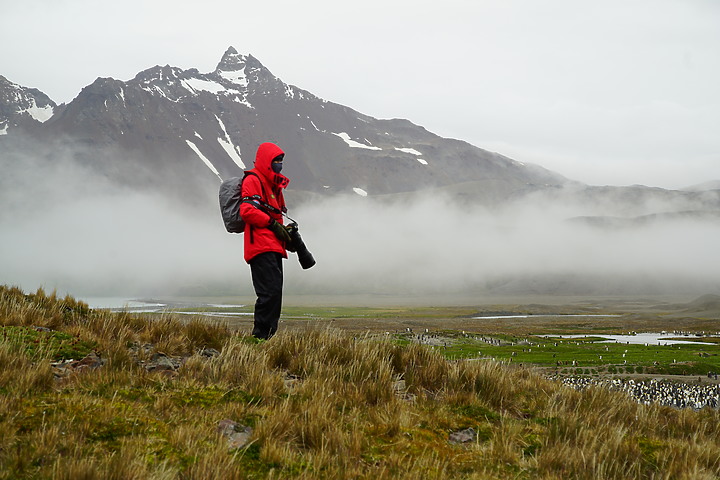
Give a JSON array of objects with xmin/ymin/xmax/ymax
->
[
  {"xmin": 51, "ymin": 351, "xmax": 104, "ymax": 378},
  {"xmin": 217, "ymin": 419, "xmax": 253, "ymax": 449},
  {"xmin": 283, "ymin": 373, "xmax": 302, "ymax": 391},
  {"xmin": 145, "ymin": 352, "xmax": 182, "ymax": 372},
  {"xmin": 200, "ymin": 348, "xmax": 221, "ymax": 358},
  {"xmin": 76, "ymin": 351, "xmax": 103, "ymax": 369},
  {"xmin": 449, "ymin": 427, "xmax": 477, "ymax": 444}
]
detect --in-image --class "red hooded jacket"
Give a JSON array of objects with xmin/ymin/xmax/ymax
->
[{"xmin": 240, "ymin": 142, "xmax": 291, "ymax": 263}]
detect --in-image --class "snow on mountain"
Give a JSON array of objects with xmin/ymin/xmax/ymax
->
[
  {"xmin": 33, "ymin": 46, "xmax": 719, "ymax": 218},
  {"xmin": 0, "ymin": 75, "xmax": 56, "ymax": 134},
  {"xmin": 214, "ymin": 114, "xmax": 245, "ymax": 169},
  {"xmin": 0, "ymin": 45, "xmax": 572, "ymax": 202},
  {"xmin": 332, "ymin": 132, "xmax": 382, "ymax": 150}
]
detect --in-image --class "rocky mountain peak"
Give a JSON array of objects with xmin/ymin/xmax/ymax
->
[
  {"xmin": 0, "ymin": 75, "xmax": 56, "ymax": 133},
  {"xmin": 132, "ymin": 65, "xmax": 183, "ymax": 86},
  {"xmin": 212, "ymin": 48, "xmax": 285, "ymax": 98},
  {"xmin": 215, "ymin": 46, "xmax": 248, "ymax": 73}
]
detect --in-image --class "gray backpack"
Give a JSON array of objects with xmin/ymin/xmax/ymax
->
[{"xmin": 219, "ymin": 171, "xmax": 279, "ymax": 233}]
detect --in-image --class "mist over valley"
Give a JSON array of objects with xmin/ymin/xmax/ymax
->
[
  {"xmin": 1, "ymin": 48, "xmax": 719, "ymax": 302},
  {"xmin": 2, "ymin": 147, "xmax": 719, "ymax": 301}
]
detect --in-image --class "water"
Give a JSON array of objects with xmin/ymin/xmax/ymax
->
[
  {"xmin": 472, "ymin": 314, "xmax": 619, "ymax": 320},
  {"xmin": 81, "ymin": 297, "xmax": 167, "ymax": 310},
  {"xmin": 80, "ymin": 297, "xmax": 247, "ymax": 314},
  {"xmin": 545, "ymin": 333, "xmax": 717, "ymax": 346}
]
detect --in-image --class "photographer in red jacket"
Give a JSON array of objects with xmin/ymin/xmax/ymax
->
[{"xmin": 240, "ymin": 142, "xmax": 292, "ymax": 340}]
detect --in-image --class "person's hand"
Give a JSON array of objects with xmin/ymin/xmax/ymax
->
[{"xmin": 268, "ymin": 219, "xmax": 292, "ymax": 245}]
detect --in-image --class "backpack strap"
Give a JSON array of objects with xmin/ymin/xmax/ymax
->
[{"xmin": 240, "ymin": 171, "xmax": 282, "ymax": 215}]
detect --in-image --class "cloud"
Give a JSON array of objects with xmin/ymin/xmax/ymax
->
[
  {"xmin": 2, "ymin": 165, "xmax": 719, "ymax": 300},
  {"xmin": 284, "ymin": 191, "xmax": 720, "ymax": 297},
  {"xmin": 0, "ymin": 145, "xmax": 244, "ymax": 297}
]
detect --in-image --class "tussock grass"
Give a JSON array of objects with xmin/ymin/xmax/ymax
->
[{"xmin": 1, "ymin": 285, "xmax": 720, "ymax": 479}]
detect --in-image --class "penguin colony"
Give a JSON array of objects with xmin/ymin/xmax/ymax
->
[{"xmin": 552, "ymin": 376, "xmax": 720, "ymax": 410}]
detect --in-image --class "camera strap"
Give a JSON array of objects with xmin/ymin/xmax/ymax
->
[
  {"xmin": 241, "ymin": 194, "xmax": 282, "ymax": 215},
  {"xmin": 240, "ymin": 171, "xmax": 297, "ymax": 224}
]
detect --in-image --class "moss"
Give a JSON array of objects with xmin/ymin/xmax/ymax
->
[
  {"xmin": 0, "ymin": 326, "xmax": 96, "ymax": 361},
  {"xmin": 523, "ymin": 432, "xmax": 543, "ymax": 456},
  {"xmin": 452, "ymin": 404, "xmax": 502, "ymax": 424},
  {"xmin": 88, "ymin": 416, "xmax": 145, "ymax": 447},
  {"xmin": 169, "ymin": 386, "xmax": 262, "ymax": 408},
  {"xmin": 636, "ymin": 436, "xmax": 666, "ymax": 471},
  {"xmin": 236, "ymin": 443, "xmax": 283, "ymax": 478},
  {"xmin": 115, "ymin": 386, "xmax": 156, "ymax": 403}
]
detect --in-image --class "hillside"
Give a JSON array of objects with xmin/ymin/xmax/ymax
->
[{"xmin": 2, "ymin": 285, "xmax": 720, "ymax": 479}]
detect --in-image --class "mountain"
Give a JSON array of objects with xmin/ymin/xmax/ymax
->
[
  {"xmin": 1, "ymin": 47, "xmax": 567, "ymax": 204},
  {"xmin": 0, "ymin": 75, "xmax": 56, "ymax": 134},
  {"xmin": 1, "ymin": 46, "xmax": 719, "ymax": 219}
]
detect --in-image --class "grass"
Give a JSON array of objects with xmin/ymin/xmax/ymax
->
[
  {"xmin": 2, "ymin": 284, "xmax": 720, "ymax": 479},
  {"xmin": 0, "ymin": 325, "xmax": 97, "ymax": 361},
  {"xmin": 415, "ymin": 332, "xmax": 720, "ymax": 376}
]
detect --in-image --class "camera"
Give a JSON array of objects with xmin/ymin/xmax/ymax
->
[{"xmin": 285, "ymin": 222, "xmax": 316, "ymax": 269}]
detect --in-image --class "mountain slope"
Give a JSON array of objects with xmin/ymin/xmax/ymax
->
[
  {"xmin": 2, "ymin": 47, "xmax": 567, "ymax": 203},
  {"xmin": 2, "ymin": 47, "xmax": 719, "ymax": 220},
  {"xmin": 0, "ymin": 75, "xmax": 56, "ymax": 135}
]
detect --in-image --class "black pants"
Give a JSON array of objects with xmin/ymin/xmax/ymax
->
[{"xmin": 249, "ymin": 252, "xmax": 283, "ymax": 339}]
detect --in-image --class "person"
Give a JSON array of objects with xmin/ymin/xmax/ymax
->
[{"xmin": 240, "ymin": 142, "xmax": 292, "ymax": 340}]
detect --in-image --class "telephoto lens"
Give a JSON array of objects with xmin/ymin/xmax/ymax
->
[{"xmin": 286, "ymin": 223, "xmax": 316, "ymax": 269}]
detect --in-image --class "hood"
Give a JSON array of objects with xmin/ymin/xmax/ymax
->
[{"xmin": 254, "ymin": 142, "xmax": 289, "ymax": 188}]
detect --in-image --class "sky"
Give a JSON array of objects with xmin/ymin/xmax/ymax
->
[{"xmin": 2, "ymin": 0, "xmax": 719, "ymax": 189}]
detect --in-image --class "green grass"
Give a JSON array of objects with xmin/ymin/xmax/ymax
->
[
  {"xmin": 1, "ymin": 325, "xmax": 97, "ymax": 361},
  {"xmin": 408, "ymin": 332, "xmax": 720, "ymax": 376}
]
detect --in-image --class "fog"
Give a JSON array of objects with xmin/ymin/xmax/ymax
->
[
  {"xmin": 2, "ymin": 154, "xmax": 719, "ymax": 301},
  {"xmin": 292, "ymin": 194, "xmax": 720, "ymax": 297}
]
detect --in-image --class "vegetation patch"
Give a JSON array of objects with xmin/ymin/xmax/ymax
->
[
  {"xmin": 0, "ymin": 325, "xmax": 96, "ymax": 360},
  {"xmin": 2, "ymin": 285, "xmax": 720, "ymax": 479}
]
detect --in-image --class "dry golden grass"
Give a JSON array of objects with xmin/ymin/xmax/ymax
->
[{"xmin": 1, "ymin": 285, "xmax": 720, "ymax": 479}]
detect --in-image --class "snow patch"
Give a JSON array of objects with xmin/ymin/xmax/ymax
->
[
  {"xmin": 214, "ymin": 115, "xmax": 245, "ymax": 169},
  {"xmin": 332, "ymin": 132, "xmax": 381, "ymax": 150},
  {"xmin": 395, "ymin": 147, "xmax": 422, "ymax": 156},
  {"xmin": 219, "ymin": 68, "xmax": 249, "ymax": 88},
  {"xmin": 233, "ymin": 96, "xmax": 254, "ymax": 109},
  {"xmin": 182, "ymin": 78, "xmax": 226, "ymax": 94},
  {"xmin": 218, "ymin": 138, "xmax": 244, "ymax": 168},
  {"xmin": 22, "ymin": 98, "xmax": 54, "ymax": 123},
  {"xmin": 186, "ymin": 139, "xmax": 221, "ymax": 180},
  {"xmin": 0, "ymin": 124, "xmax": 7, "ymax": 135},
  {"xmin": 142, "ymin": 84, "xmax": 169, "ymax": 99},
  {"xmin": 353, "ymin": 187, "xmax": 368, "ymax": 197},
  {"xmin": 180, "ymin": 74, "xmax": 253, "ymax": 108},
  {"xmin": 394, "ymin": 147, "xmax": 428, "ymax": 165}
]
